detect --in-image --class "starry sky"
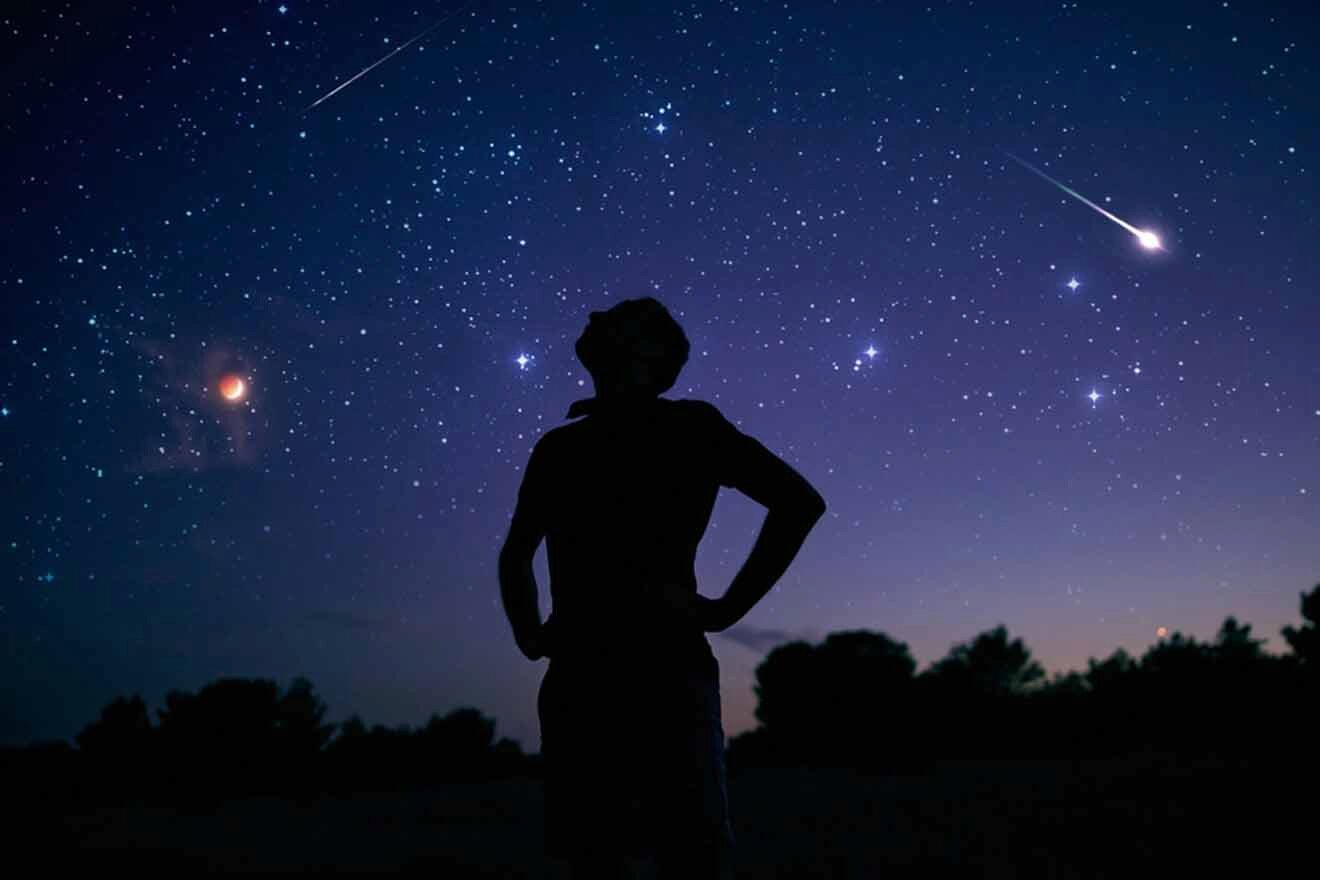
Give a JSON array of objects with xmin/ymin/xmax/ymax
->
[{"xmin": 4, "ymin": 0, "xmax": 1318, "ymax": 752}]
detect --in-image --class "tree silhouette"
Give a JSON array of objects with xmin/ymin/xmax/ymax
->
[
  {"xmin": 336, "ymin": 713, "xmax": 369, "ymax": 740},
  {"xmin": 814, "ymin": 630, "xmax": 918, "ymax": 768},
  {"xmin": 1281, "ymin": 583, "xmax": 1320, "ymax": 665},
  {"xmin": 750, "ymin": 638, "xmax": 817, "ymax": 764},
  {"xmin": 1135, "ymin": 630, "xmax": 1230, "ymax": 754},
  {"xmin": 1086, "ymin": 647, "xmax": 1136, "ymax": 692},
  {"xmin": 1080, "ymin": 648, "xmax": 1140, "ymax": 754},
  {"xmin": 419, "ymin": 707, "xmax": 497, "ymax": 782},
  {"xmin": 744, "ymin": 630, "xmax": 919, "ymax": 769},
  {"xmin": 75, "ymin": 694, "xmax": 153, "ymax": 756},
  {"xmin": 320, "ymin": 706, "xmax": 530, "ymax": 792},
  {"xmin": 276, "ymin": 676, "xmax": 338, "ymax": 754},
  {"xmin": 74, "ymin": 694, "xmax": 156, "ymax": 801},
  {"xmin": 917, "ymin": 625, "xmax": 1046, "ymax": 758},
  {"xmin": 922, "ymin": 625, "xmax": 1046, "ymax": 698},
  {"xmin": 154, "ymin": 677, "xmax": 333, "ymax": 799}
]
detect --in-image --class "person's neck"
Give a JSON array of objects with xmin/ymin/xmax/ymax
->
[{"xmin": 596, "ymin": 391, "xmax": 655, "ymax": 405}]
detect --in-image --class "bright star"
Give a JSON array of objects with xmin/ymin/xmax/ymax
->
[
  {"xmin": 1088, "ymin": 388, "xmax": 1102, "ymax": 405},
  {"xmin": 655, "ymin": 121, "xmax": 667, "ymax": 133},
  {"xmin": 515, "ymin": 353, "xmax": 531, "ymax": 369},
  {"xmin": 864, "ymin": 345, "xmax": 878, "ymax": 359},
  {"xmin": 278, "ymin": 4, "xmax": 288, "ymax": 12},
  {"xmin": 0, "ymin": 407, "xmax": 8, "ymax": 417},
  {"xmin": 1067, "ymin": 278, "xmax": 1080, "ymax": 291}
]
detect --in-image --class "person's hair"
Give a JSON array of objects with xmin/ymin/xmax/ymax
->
[{"xmin": 575, "ymin": 297, "xmax": 689, "ymax": 396}]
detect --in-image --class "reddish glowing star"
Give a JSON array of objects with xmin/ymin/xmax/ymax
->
[
  {"xmin": 219, "ymin": 374, "xmax": 247, "ymax": 402},
  {"xmin": 1156, "ymin": 626, "xmax": 1169, "ymax": 639}
]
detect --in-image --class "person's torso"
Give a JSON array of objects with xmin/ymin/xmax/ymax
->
[{"xmin": 539, "ymin": 397, "xmax": 722, "ymax": 664}]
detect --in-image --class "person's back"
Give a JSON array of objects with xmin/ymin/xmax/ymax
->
[
  {"xmin": 498, "ymin": 296, "xmax": 826, "ymax": 880},
  {"xmin": 530, "ymin": 393, "xmax": 823, "ymax": 674}
]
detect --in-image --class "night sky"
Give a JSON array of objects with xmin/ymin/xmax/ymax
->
[{"xmin": 4, "ymin": 0, "xmax": 1318, "ymax": 753}]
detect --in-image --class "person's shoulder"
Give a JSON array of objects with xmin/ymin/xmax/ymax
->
[
  {"xmin": 669, "ymin": 397, "xmax": 724, "ymax": 419},
  {"xmin": 530, "ymin": 423, "xmax": 573, "ymax": 455},
  {"xmin": 670, "ymin": 398, "xmax": 738, "ymax": 433}
]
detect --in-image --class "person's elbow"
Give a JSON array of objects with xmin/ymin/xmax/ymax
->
[{"xmin": 786, "ymin": 487, "xmax": 826, "ymax": 521}]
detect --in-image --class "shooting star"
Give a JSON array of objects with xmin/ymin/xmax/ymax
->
[
  {"xmin": 1007, "ymin": 153, "xmax": 1164, "ymax": 251},
  {"xmin": 304, "ymin": 3, "xmax": 475, "ymax": 112}
]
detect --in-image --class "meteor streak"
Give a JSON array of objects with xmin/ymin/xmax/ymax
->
[
  {"xmin": 304, "ymin": 3, "xmax": 476, "ymax": 112},
  {"xmin": 1007, "ymin": 153, "xmax": 1163, "ymax": 251}
]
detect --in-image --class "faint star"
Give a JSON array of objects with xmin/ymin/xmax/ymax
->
[
  {"xmin": 0, "ymin": 407, "xmax": 8, "ymax": 417},
  {"xmin": 278, "ymin": 4, "xmax": 288, "ymax": 13},
  {"xmin": 655, "ymin": 121, "xmax": 667, "ymax": 133},
  {"xmin": 40, "ymin": 572, "xmax": 55, "ymax": 583},
  {"xmin": 1088, "ymin": 388, "xmax": 1102, "ymax": 405},
  {"xmin": 1067, "ymin": 278, "xmax": 1080, "ymax": 292}
]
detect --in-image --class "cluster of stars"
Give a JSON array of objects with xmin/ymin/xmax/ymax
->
[{"xmin": 641, "ymin": 102, "xmax": 675, "ymax": 134}]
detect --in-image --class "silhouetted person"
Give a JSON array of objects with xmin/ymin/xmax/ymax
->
[{"xmin": 499, "ymin": 297, "xmax": 827, "ymax": 880}]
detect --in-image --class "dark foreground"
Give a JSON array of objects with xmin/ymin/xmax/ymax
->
[{"xmin": 14, "ymin": 751, "xmax": 1307, "ymax": 877}]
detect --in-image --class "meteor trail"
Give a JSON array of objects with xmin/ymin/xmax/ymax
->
[
  {"xmin": 304, "ymin": 3, "xmax": 476, "ymax": 112},
  {"xmin": 1007, "ymin": 153, "xmax": 1163, "ymax": 251}
]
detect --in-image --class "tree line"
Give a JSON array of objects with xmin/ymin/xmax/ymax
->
[{"xmin": 4, "ymin": 583, "xmax": 1316, "ymax": 806}]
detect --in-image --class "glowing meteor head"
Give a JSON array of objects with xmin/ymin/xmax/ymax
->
[{"xmin": 1136, "ymin": 230, "xmax": 1162, "ymax": 250}]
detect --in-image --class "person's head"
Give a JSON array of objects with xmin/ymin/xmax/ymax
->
[{"xmin": 575, "ymin": 297, "xmax": 689, "ymax": 399}]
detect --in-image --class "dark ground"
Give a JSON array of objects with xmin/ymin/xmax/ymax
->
[{"xmin": 12, "ymin": 751, "xmax": 1307, "ymax": 876}]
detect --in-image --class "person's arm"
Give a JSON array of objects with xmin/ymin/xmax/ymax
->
[
  {"xmin": 499, "ymin": 436, "xmax": 553, "ymax": 661},
  {"xmin": 708, "ymin": 503, "xmax": 825, "ymax": 632},
  {"xmin": 697, "ymin": 402, "xmax": 827, "ymax": 632}
]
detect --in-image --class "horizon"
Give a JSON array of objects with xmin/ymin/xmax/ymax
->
[{"xmin": 7, "ymin": 599, "xmax": 1309, "ymax": 751}]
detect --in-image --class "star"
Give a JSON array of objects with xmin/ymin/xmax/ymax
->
[
  {"xmin": 515, "ymin": 353, "xmax": 531, "ymax": 370},
  {"xmin": 655, "ymin": 121, "xmax": 667, "ymax": 133},
  {"xmin": 864, "ymin": 345, "xmax": 878, "ymax": 359},
  {"xmin": 1088, "ymin": 388, "xmax": 1102, "ymax": 405},
  {"xmin": 0, "ymin": 406, "xmax": 8, "ymax": 417},
  {"xmin": 1067, "ymin": 277, "xmax": 1080, "ymax": 291},
  {"xmin": 278, "ymin": 4, "xmax": 288, "ymax": 13}
]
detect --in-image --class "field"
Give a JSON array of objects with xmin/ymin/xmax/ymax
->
[{"xmin": 18, "ymin": 751, "xmax": 1301, "ymax": 876}]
